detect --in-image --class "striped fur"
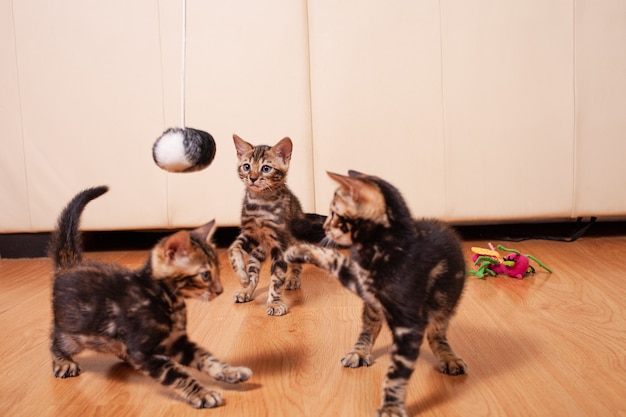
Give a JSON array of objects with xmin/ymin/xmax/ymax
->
[
  {"xmin": 286, "ymin": 171, "xmax": 467, "ymax": 417},
  {"xmin": 49, "ymin": 187, "xmax": 251, "ymax": 408},
  {"xmin": 229, "ymin": 135, "xmax": 310, "ymax": 316}
]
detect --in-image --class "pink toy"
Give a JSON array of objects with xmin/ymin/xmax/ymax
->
[{"xmin": 469, "ymin": 243, "xmax": 552, "ymax": 279}]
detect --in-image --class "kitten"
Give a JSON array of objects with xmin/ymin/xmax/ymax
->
[
  {"xmin": 286, "ymin": 171, "xmax": 467, "ymax": 417},
  {"xmin": 49, "ymin": 186, "xmax": 251, "ymax": 408},
  {"xmin": 229, "ymin": 134, "xmax": 311, "ymax": 316}
]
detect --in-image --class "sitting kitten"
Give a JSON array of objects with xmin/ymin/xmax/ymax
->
[
  {"xmin": 286, "ymin": 171, "xmax": 467, "ymax": 417},
  {"xmin": 229, "ymin": 134, "xmax": 315, "ymax": 316},
  {"xmin": 49, "ymin": 186, "xmax": 251, "ymax": 408}
]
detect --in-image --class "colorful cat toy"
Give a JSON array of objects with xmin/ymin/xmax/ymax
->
[{"xmin": 469, "ymin": 243, "xmax": 552, "ymax": 279}]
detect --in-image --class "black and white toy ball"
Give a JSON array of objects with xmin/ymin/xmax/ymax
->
[{"xmin": 152, "ymin": 127, "xmax": 216, "ymax": 173}]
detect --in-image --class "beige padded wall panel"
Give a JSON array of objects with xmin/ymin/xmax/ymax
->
[
  {"xmin": 574, "ymin": 0, "xmax": 626, "ymax": 217},
  {"xmin": 441, "ymin": 1, "xmax": 575, "ymax": 222},
  {"xmin": 308, "ymin": 0, "xmax": 447, "ymax": 218},
  {"xmin": 165, "ymin": 0, "xmax": 314, "ymax": 228},
  {"xmin": 13, "ymin": 0, "xmax": 168, "ymax": 231},
  {"xmin": 0, "ymin": 0, "xmax": 31, "ymax": 232}
]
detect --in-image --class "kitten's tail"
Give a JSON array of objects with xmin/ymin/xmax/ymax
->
[
  {"xmin": 290, "ymin": 213, "xmax": 335, "ymax": 247},
  {"xmin": 49, "ymin": 186, "xmax": 109, "ymax": 271}
]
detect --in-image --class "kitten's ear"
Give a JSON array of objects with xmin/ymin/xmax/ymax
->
[
  {"xmin": 272, "ymin": 137, "xmax": 293, "ymax": 163},
  {"xmin": 348, "ymin": 170, "xmax": 367, "ymax": 178},
  {"xmin": 233, "ymin": 134, "xmax": 253, "ymax": 158},
  {"xmin": 192, "ymin": 219, "xmax": 217, "ymax": 244},
  {"xmin": 163, "ymin": 231, "xmax": 190, "ymax": 261},
  {"xmin": 328, "ymin": 171, "xmax": 389, "ymax": 226},
  {"xmin": 327, "ymin": 171, "xmax": 362, "ymax": 201}
]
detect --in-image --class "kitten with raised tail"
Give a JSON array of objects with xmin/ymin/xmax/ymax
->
[
  {"xmin": 49, "ymin": 186, "xmax": 251, "ymax": 408},
  {"xmin": 286, "ymin": 170, "xmax": 467, "ymax": 417},
  {"xmin": 230, "ymin": 134, "xmax": 319, "ymax": 316}
]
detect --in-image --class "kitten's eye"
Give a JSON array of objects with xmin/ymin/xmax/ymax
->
[
  {"xmin": 242, "ymin": 163, "xmax": 251, "ymax": 172},
  {"xmin": 261, "ymin": 165, "xmax": 272, "ymax": 173},
  {"xmin": 200, "ymin": 271, "xmax": 211, "ymax": 282}
]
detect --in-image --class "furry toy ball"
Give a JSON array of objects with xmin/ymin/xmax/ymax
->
[{"xmin": 152, "ymin": 127, "xmax": 216, "ymax": 173}]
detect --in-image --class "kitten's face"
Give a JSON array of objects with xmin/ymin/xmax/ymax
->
[
  {"xmin": 233, "ymin": 135, "xmax": 292, "ymax": 193},
  {"xmin": 152, "ymin": 221, "xmax": 222, "ymax": 301},
  {"xmin": 323, "ymin": 171, "xmax": 390, "ymax": 246}
]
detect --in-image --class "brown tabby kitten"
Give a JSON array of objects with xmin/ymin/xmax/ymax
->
[
  {"xmin": 229, "ymin": 134, "xmax": 307, "ymax": 316},
  {"xmin": 50, "ymin": 186, "xmax": 251, "ymax": 408},
  {"xmin": 286, "ymin": 171, "xmax": 467, "ymax": 417}
]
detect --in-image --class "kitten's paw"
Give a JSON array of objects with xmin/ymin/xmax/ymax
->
[
  {"xmin": 284, "ymin": 245, "xmax": 315, "ymax": 265},
  {"xmin": 53, "ymin": 359, "xmax": 82, "ymax": 378},
  {"xmin": 266, "ymin": 301, "xmax": 288, "ymax": 316},
  {"xmin": 213, "ymin": 366, "xmax": 252, "ymax": 384},
  {"xmin": 233, "ymin": 288, "xmax": 254, "ymax": 303},
  {"xmin": 439, "ymin": 357, "xmax": 468, "ymax": 376},
  {"xmin": 189, "ymin": 389, "xmax": 223, "ymax": 409},
  {"xmin": 341, "ymin": 350, "xmax": 372, "ymax": 368},
  {"xmin": 376, "ymin": 405, "xmax": 408, "ymax": 417},
  {"xmin": 285, "ymin": 276, "xmax": 301, "ymax": 290}
]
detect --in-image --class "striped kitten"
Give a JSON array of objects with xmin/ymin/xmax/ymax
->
[
  {"xmin": 50, "ymin": 186, "xmax": 251, "ymax": 408},
  {"xmin": 286, "ymin": 170, "xmax": 467, "ymax": 417},
  {"xmin": 229, "ymin": 134, "xmax": 309, "ymax": 316}
]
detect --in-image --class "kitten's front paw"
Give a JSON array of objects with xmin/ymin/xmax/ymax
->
[
  {"xmin": 285, "ymin": 276, "xmax": 301, "ymax": 290},
  {"xmin": 376, "ymin": 405, "xmax": 408, "ymax": 417},
  {"xmin": 53, "ymin": 359, "xmax": 82, "ymax": 378},
  {"xmin": 189, "ymin": 389, "xmax": 223, "ymax": 409},
  {"xmin": 341, "ymin": 350, "xmax": 373, "ymax": 368},
  {"xmin": 206, "ymin": 360, "xmax": 252, "ymax": 383},
  {"xmin": 216, "ymin": 366, "xmax": 252, "ymax": 384},
  {"xmin": 284, "ymin": 245, "xmax": 315, "ymax": 265},
  {"xmin": 233, "ymin": 287, "xmax": 254, "ymax": 303},
  {"xmin": 266, "ymin": 301, "xmax": 288, "ymax": 316},
  {"xmin": 439, "ymin": 357, "xmax": 468, "ymax": 376}
]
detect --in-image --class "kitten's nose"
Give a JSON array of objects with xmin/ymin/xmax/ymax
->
[
  {"xmin": 249, "ymin": 176, "xmax": 258, "ymax": 184},
  {"xmin": 214, "ymin": 279, "xmax": 224, "ymax": 295}
]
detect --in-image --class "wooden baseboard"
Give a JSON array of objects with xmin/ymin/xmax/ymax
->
[
  {"xmin": 1, "ymin": 220, "xmax": 624, "ymax": 259},
  {"xmin": 0, "ymin": 227, "xmax": 240, "ymax": 259}
]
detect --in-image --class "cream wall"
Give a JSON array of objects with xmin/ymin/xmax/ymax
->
[
  {"xmin": 161, "ymin": 0, "xmax": 314, "ymax": 228},
  {"xmin": 308, "ymin": 1, "xmax": 448, "ymax": 219},
  {"xmin": 574, "ymin": 0, "xmax": 626, "ymax": 217},
  {"xmin": 1, "ymin": 0, "xmax": 313, "ymax": 232},
  {"xmin": 1, "ymin": 0, "xmax": 30, "ymax": 231},
  {"xmin": 309, "ymin": 0, "xmax": 624, "ymax": 223},
  {"xmin": 1, "ymin": 1, "xmax": 625, "ymax": 233}
]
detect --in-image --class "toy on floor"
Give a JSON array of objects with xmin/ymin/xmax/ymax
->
[
  {"xmin": 469, "ymin": 243, "xmax": 552, "ymax": 279},
  {"xmin": 152, "ymin": 127, "xmax": 216, "ymax": 173}
]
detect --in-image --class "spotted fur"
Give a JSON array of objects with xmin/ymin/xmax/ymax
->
[
  {"xmin": 229, "ymin": 134, "xmax": 313, "ymax": 316},
  {"xmin": 286, "ymin": 170, "xmax": 467, "ymax": 417},
  {"xmin": 49, "ymin": 186, "xmax": 251, "ymax": 408}
]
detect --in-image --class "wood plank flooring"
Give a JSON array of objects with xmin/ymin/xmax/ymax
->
[{"xmin": 0, "ymin": 236, "xmax": 624, "ymax": 417}]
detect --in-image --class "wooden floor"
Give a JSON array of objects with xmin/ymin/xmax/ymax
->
[{"xmin": 0, "ymin": 236, "xmax": 624, "ymax": 417}]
